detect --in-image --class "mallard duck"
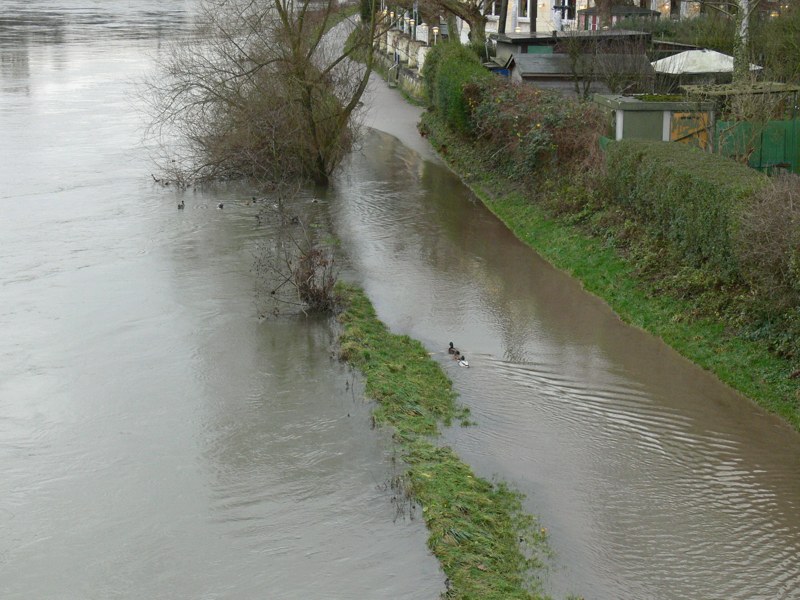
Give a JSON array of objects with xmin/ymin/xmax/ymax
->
[
  {"xmin": 177, "ymin": 200, "xmax": 185, "ymax": 209},
  {"xmin": 448, "ymin": 342, "xmax": 459, "ymax": 355},
  {"xmin": 217, "ymin": 203, "xmax": 224, "ymax": 209},
  {"xmin": 458, "ymin": 355, "xmax": 469, "ymax": 368}
]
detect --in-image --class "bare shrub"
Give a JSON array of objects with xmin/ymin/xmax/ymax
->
[
  {"xmin": 292, "ymin": 245, "xmax": 338, "ymax": 312},
  {"xmin": 253, "ymin": 190, "xmax": 339, "ymax": 316},
  {"xmin": 470, "ymin": 79, "xmax": 607, "ymax": 185},
  {"xmin": 551, "ymin": 100, "xmax": 607, "ymax": 176},
  {"xmin": 734, "ymin": 174, "xmax": 800, "ymax": 308}
]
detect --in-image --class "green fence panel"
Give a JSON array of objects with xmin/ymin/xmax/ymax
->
[{"xmin": 716, "ymin": 119, "xmax": 799, "ymax": 174}]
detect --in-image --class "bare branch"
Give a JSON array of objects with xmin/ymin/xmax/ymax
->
[{"xmin": 140, "ymin": 0, "xmax": 376, "ymax": 188}]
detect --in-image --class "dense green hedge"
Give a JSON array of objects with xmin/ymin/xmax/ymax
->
[
  {"xmin": 605, "ymin": 140, "xmax": 769, "ymax": 278},
  {"xmin": 422, "ymin": 42, "xmax": 491, "ymax": 134}
]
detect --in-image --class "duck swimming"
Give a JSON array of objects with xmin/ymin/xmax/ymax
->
[
  {"xmin": 177, "ymin": 200, "xmax": 185, "ymax": 209},
  {"xmin": 448, "ymin": 342, "xmax": 459, "ymax": 355},
  {"xmin": 458, "ymin": 355, "xmax": 469, "ymax": 368},
  {"xmin": 217, "ymin": 203, "xmax": 224, "ymax": 209}
]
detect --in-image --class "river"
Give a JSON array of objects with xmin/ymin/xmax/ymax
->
[
  {"xmin": 1, "ymin": 2, "xmax": 799, "ymax": 600},
  {"xmin": 0, "ymin": 3, "xmax": 443, "ymax": 598}
]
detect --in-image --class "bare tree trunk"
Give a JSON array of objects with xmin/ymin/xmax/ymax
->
[
  {"xmin": 469, "ymin": 12, "xmax": 488, "ymax": 43},
  {"xmin": 692, "ymin": 0, "xmax": 761, "ymax": 82},
  {"xmin": 733, "ymin": 0, "xmax": 750, "ymax": 81},
  {"xmin": 596, "ymin": 0, "xmax": 613, "ymax": 29},
  {"xmin": 498, "ymin": 0, "xmax": 509, "ymax": 34}
]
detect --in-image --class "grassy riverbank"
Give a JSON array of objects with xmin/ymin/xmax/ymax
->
[
  {"xmin": 336, "ymin": 283, "xmax": 550, "ymax": 600},
  {"xmin": 419, "ymin": 110, "xmax": 800, "ymax": 432}
]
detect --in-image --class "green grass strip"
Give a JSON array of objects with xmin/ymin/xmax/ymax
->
[
  {"xmin": 420, "ymin": 111, "xmax": 800, "ymax": 432},
  {"xmin": 336, "ymin": 283, "xmax": 550, "ymax": 600}
]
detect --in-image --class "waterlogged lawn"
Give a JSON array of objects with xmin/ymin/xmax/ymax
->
[{"xmin": 336, "ymin": 284, "xmax": 550, "ymax": 600}]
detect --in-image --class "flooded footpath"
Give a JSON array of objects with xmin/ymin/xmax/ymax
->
[{"xmin": 339, "ymin": 76, "xmax": 800, "ymax": 600}]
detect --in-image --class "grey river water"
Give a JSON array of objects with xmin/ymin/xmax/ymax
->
[
  {"xmin": 2, "ymin": 2, "xmax": 800, "ymax": 600},
  {"xmin": 0, "ymin": 3, "xmax": 443, "ymax": 598}
]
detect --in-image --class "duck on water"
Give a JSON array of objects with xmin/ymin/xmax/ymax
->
[{"xmin": 447, "ymin": 342, "xmax": 469, "ymax": 367}]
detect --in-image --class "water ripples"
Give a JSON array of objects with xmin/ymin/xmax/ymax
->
[
  {"xmin": 448, "ymin": 353, "xmax": 800, "ymax": 598},
  {"xmin": 332, "ymin": 132, "xmax": 800, "ymax": 599}
]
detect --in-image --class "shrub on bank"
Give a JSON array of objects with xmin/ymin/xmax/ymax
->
[
  {"xmin": 470, "ymin": 78, "xmax": 606, "ymax": 182},
  {"xmin": 734, "ymin": 174, "xmax": 800, "ymax": 361},
  {"xmin": 422, "ymin": 42, "xmax": 491, "ymax": 134},
  {"xmin": 735, "ymin": 174, "xmax": 800, "ymax": 309},
  {"xmin": 604, "ymin": 140, "xmax": 768, "ymax": 279}
]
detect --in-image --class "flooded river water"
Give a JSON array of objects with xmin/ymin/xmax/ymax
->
[
  {"xmin": 0, "ymin": 3, "xmax": 443, "ymax": 598},
  {"xmin": 1, "ymin": 2, "xmax": 799, "ymax": 600}
]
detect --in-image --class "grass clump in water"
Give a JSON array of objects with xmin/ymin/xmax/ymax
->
[{"xmin": 336, "ymin": 283, "xmax": 550, "ymax": 599}]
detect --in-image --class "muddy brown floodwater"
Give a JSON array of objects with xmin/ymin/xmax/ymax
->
[{"xmin": 341, "ymin": 77, "xmax": 800, "ymax": 600}]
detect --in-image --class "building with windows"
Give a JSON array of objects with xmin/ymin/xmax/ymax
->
[
  {"xmin": 484, "ymin": 0, "xmax": 591, "ymax": 35},
  {"xmin": 482, "ymin": 0, "xmax": 712, "ymax": 36}
]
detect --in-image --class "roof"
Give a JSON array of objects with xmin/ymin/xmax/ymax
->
[
  {"xmin": 593, "ymin": 93, "xmax": 715, "ymax": 111},
  {"xmin": 652, "ymin": 39, "xmax": 701, "ymax": 51},
  {"xmin": 494, "ymin": 29, "xmax": 650, "ymax": 44},
  {"xmin": 511, "ymin": 53, "xmax": 654, "ymax": 79},
  {"xmin": 512, "ymin": 54, "xmax": 574, "ymax": 77},
  {"xmin": 651, "ymin": 49, "xmax": 761, "ymax": 75},
  {"xmin": 681, "ymin": 82, "xmax": 800, "ymax": 97},
  {"xmin": 578, "ymin": 5, "xmax": 660, "ymax": 15},
  {"xmin": 650, "ymin": 39, "xmax": 702, "ymax": 56}
]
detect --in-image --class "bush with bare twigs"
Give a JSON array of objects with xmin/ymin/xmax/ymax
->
[
  {"xmin": 735, "ymin": 174, "xmax": 800, "ymax": 309},
  {"xmin": 291, "ymin": 245, "xmax": 338, "ymax": 313},
  {"xmin": 253, "ymin": 193, "xmax": 340, "ymax": 316},
  {"xmin": 468, "ymin": 78, "xmax": 606, "ymax": 184}
]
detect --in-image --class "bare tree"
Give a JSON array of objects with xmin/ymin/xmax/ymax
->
[
  {"xmin": 142, "ymin": 0, "xmax": 384, "ymax": 187},
  {"xmin": 413, "ymin": 0, "xmax": 488, "ymax": 43},
  {"xmin": 692, "ymin": 0, "xmax": 763, "ymax": 80},
  {"xmin": 563, "ymin": 31, "xmax": 654, "ymax": 98}
]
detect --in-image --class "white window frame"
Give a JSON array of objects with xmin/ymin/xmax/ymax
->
[{"xmin": 517, "ymin": 0, "xmax": 531, "ymax": 22}]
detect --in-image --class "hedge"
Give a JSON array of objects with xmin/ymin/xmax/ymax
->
[
  {"xmin": 604, "ymin": 140, "xmax": 769, "ymax": 279},
  {"xmin": 422, "ymin": 42, "xmax": 491, "ymax": 135}
]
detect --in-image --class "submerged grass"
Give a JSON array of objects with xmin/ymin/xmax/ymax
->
[
  {"xmin": 336, "ymin": 283, "xmax": 550, "ymax": 600},
  {"xmin": 420, "ymin": 111, "xmax": 800, "ymax": 432}
]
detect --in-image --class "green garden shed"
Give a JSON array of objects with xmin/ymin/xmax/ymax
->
[{"xmin": 593, "ymin": 93, "xmax": 715, "ymax": 148}]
